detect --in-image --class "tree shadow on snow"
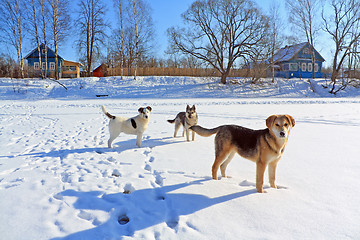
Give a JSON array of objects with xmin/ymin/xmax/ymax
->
[{"xmin": 51, "ymin": 178, "xmax": 256, "ymax": 239}]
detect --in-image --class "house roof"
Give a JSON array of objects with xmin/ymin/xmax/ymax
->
[
  {"xmin": 24, "ymin": 43, "xmax": 63, "ymax": 60},
  {"xmin": 272, "ymin": 42, "xmax": 325, "ymax": 63},
  {"xmin": 93, "ymin": 63, "xmax": 107, "ymax": 72},
  {"xmin": 63, "ymin": 60, "xmax": 83, "ymax": 66}
]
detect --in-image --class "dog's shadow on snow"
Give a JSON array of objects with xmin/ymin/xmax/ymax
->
[
  {"xmin": 10, "ymin": 137, "xmax": 183, "ymax": 159},
  {"xmin": 51, "ymin": 178, "xmax": 255, "ymax": 239}
]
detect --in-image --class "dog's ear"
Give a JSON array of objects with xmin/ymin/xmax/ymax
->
[
  {"xmin": 266, "ymin": 115, "xmax": 277, "ymax": 129},
  {"xmin": 146, "ymin": 106, "xmax": 152, "ymax": 112},
  {"xmin": 186, "ymin": 105, "xmax": 190, "ymax": 111},
  {"xmin": 192, "ymin": 105, "xmax": 196, "ymax": 111},
  {"xmin": 285, "ymin": 115, "xmax": 295, "ymax": 127},
  {"xmin": 138, "ymin": 107, "xmax": 144, "ymax": 113}
]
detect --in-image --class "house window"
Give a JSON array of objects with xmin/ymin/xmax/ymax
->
[
  {"xmin": 282, "ymin": 64, "xmax": 289, "ymax": 71},
  {"xmin": 308, "ymin": 62, "xmax": 313, "ymax": 72},
  {"xmin": 303, "ymin": 48, "xmax": 310, "ymax": 54},
  {"xmin": 314, "ymin": 63, "xmax": 319, "ymax": 72},
  {"xmin": 42, "ymin": 62, "xmax": 46, "ymax": 70},
  {"xmin": 301, "ymin": 63, "xmax": 307, "ymax": 72},
  {"xmin": 34, "ymin": 62, "xmax": 40, "ymax": 70},
  {"xmin": 42, "ymin": 49, "xmax": 46, "ymax": 55},
  {"xmin": 289, "ymin": 63, "xmax": 298, "ymax": 71},
  {"xmin": 50, "ymin": 62, "xmax": 55, "ymax": 70}
]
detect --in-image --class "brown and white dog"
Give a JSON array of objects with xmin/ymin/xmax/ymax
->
[
  {"xmin": 190, "ymin": 115, "xmax": 295, "ymax": 193},
  {"xmin": 167, "ymin": 105, "xmax": 198, "ymax": 141},
  {"xmin": 102, "ymin": 105, "xmax": 152, "ymax": 148}
]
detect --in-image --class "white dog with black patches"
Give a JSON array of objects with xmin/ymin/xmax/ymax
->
[{"xmin": 102, "ymin": 105, "xmax": 152, "ymax": 148}]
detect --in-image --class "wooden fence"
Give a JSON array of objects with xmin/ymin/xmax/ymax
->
[{"xmin": 106, "ymin": 67, "xmax": 263, "ymax": 78}]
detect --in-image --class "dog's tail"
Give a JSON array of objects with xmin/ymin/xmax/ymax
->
[
  {"xmin": 102, "ymin": 105, "xmax": 115, "ymax": 119},
  {"xmin": 190, "ymin": 125, "xmax": 220, "ymax": 137},
  {"xmin": 167, "ymin": 119, "xmax": 175, "ymax": 124}
]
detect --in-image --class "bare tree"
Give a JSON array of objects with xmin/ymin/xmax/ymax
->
[
  {"xmin": 48, "ymin": 0, "xmax": 70, "ymax": 80},
  {"xmin": 114, "ymin": 0, "xmax": 125, "ymax": 79},
  {"xmin": 286, "ymin": 0, "xmax": 321, "ymax": 79},
  {"xmin": 40, "ymin": 0, "xmax": 49, "ymax": 78},
  {"xmin": 0, "ymin": 0, "xmax": 25, "ymax": 78},
  {"xmin": 108, "ymin": 0, "xmax": 154, "ymax": 77},
  {"xmin": 25, "ymin": 0, "xmax": 44, "ymax": 78},
  {"xmin": 129, "ymin": 0, "xmax": 154, "ymax": 79},
  {"xmin": 167, "ymin": 0, "xmax": 268, "ymax": 84},
  {"xmin": 132, "ymin": 0, "xmax": 139, "ymax": 80},
  {"xmin": 268, "ymin": 1, "xmax": 285, "ymax": 82},
  {"xmin": 76, "ymin": 0, "xmax": 108, "ymax": 77},
  {"xmin": 322, "ymin": 0, "xmax": 360, "ymax": 93}
]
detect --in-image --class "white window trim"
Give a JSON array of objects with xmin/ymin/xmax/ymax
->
[
  {"xmin": 289, "ymin": 63, "xmax": 298, "ymax": 71},
  {"xmin": 301, "ymin": 63, "xmax": 307, "ymax": 72},
  {"xmin": 314, "ymin": 63, "xmax": 319, "ymax": 72},
  {"xmin": 34, "ymin": 62, "xmax": 40, "ymax": 70},
  {"xmin": 50, "ymin": 62, "xmax": 55, "ymax": 70},
  {"xmin": 308, "ymin": 62, "xmax": 313, "ymax": 72}
]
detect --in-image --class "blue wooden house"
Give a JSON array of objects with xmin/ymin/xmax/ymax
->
[
  {"xmin": 25, "ymin": 44, "xmax": 82, "ymax": 78},
  {"xmin": 271, "ymin": 42, "xmax": 325, "ymax": 78}
]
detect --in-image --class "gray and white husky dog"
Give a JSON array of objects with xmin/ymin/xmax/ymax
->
[{"xmin": 167, "ymin": 105, "xmax": 198, "ymax": 141}]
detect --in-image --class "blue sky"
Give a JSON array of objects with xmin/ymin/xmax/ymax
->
[{"xmin": 1, "ymin": 0, "xmax": 333, "ymax": 68}]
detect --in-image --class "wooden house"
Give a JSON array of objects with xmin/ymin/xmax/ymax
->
[
  {"xmin": 271, "ymin": 42, "xmax": 325, "ymax": 78},
  {"xmin": 25, "ymin": 44, "xmax": 82, "ymax": 78},
  {"xmin": 62, "ymin": 60, "xmax": 82, "ymax": 78}
]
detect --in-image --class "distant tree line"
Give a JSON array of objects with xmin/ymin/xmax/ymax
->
[{"xmin": 0, "ymin": 0, "xmax": 359, "ymax": 92}]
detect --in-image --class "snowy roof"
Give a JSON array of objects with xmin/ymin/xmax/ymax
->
[{"xmin": 272, "ymin": 42, "xmax": 325, "ymax": 63}]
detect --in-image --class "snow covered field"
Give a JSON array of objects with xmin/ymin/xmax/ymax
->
[{"xmin": 1, "ymin": 77, "xmax": 360, "ymax": 239}]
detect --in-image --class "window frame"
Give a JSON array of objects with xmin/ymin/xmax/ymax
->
[
  {"xmin": 49, "ymin": 62, "xmax": 55, "ymax": 70},
  {"xmin": 301, "ymin": 63, "xmax": 307, "ymax": 72},
  {"xmin": 314, "ymin": 63, "xmax": 319, "ymax": 72},
  {"xmin": 308, "ymin": 62, "xmax": 313, "ymax": 72},
  {"xmin": 34, "ymin": 62, "xmax": 40, "ymax": 70},
  {"xmin": 289, "ymin": 63, "xmax": 298, "ymax": 71}
]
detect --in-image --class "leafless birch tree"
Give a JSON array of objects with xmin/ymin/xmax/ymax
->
[
  {"xmin": 268, "ymin": 1, "xmax": 285, "ymax": 82},
  {"xmin": 48, "ymin": 0, "xmax": 70, "ymax": 80},
  {"xmin": 286, "ymin": 0, "xmax": 320, "ymax": 79},
  {"xmin": 25, "ymin": 0, "xmax": 44, "ymax": 78},
  {"xmin": 114, "ymin": 0, "xmax": 125, "ymax": 79},
  {"xmin": 322, "ymin": 0, "xmax": 360, "ymax": 94},
  {"xmin": 167, "ymin": 0, "xmax": 268, "ymax": 84},
  {"xmin": 76, "ymin": 0, "xmax": 108, "ymax": 77},
  {"xmin": 108, "ymin": 0, "xmax": 154, "ymax": 78},
  {"xmin": 39, "ymin": 0, "xmax": 49, "ymax": 78},
  {"xmin": 132, "ymin": 0, "xmax": 139, "ymax": 80},
  {"xmin": 0, "ymin": 0, "xmax": 25, "ymax": 78}
]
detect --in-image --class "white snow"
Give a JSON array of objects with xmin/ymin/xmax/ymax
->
[{"xmin": 1, "ymin": 76, "xmax": 360, "ymax": 240}]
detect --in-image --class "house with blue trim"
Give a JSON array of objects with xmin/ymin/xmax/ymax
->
[
  {"xmin": 25, "ymin": 44, "xmax": 82, "ymax": 78},
  {"xmin": 271, "ymin": 42, "xmax": 325, "ymax": 78}
]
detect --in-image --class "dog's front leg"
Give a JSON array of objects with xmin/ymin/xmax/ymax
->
[
  {"xmin": 191, "ymin": 130, "xmax": 195, "ymax": 141},
  {"xmin": 185, "ymin": 128, "xmax": 190, "ymax": 141},
  {"xmin": 136, "ymin": 133, "xmax": 143, "ymax": 147},
  {"xmin": 256, "ymin": 161, "xmax": 267, "ymax": 193},
  {"xmin": 268, "ymin": 159, "xmax": 279, "ymax": 189}
]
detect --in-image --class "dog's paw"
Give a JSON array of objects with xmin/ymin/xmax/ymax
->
[{"xmin": 257, "ymin": 188, "xmax": 267, "ymax": 193}]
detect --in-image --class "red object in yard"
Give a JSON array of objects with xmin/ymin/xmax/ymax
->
[{"xmin": 93, "ymin": 64, "xmax": 107, "ymax": 77}]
